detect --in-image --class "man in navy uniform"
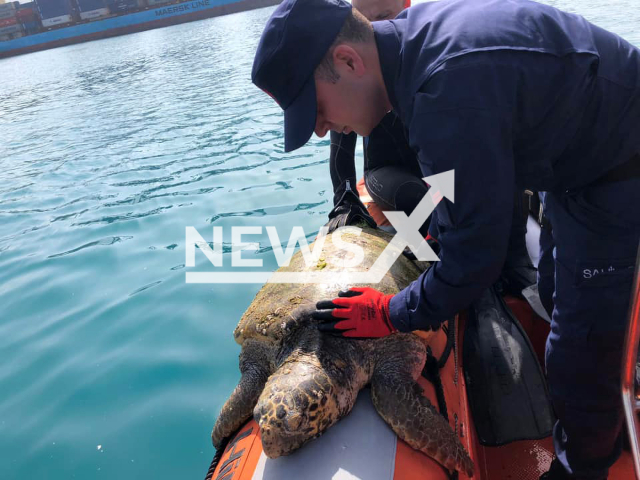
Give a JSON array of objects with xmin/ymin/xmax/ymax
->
[
  {"xmin": 324, "ymin": 0, "xmax": 537, "ymax": 298},
  {"xmin": 251, "ymin": 0, "xmax": 640, "ymax": 478}
]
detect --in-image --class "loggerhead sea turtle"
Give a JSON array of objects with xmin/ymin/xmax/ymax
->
[{"xmin": 211, "ymin": 227, "xmax": 474, "ymax": 476}]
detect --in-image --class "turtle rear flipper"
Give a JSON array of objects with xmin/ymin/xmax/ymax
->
[
  {"xmin": 212, "ymin": 339, "xmax": 276, "ymax": 449},
  {"xmin": 370, "ymin": 336, "xmax": 475, "ymax": 477}
]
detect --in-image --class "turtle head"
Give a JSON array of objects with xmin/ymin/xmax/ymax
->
[
  {"xmin": 253, "ymin": 363, "xmax": 340, "ymax": 458},
  {"xmin": 255, "ymin": 389, "xmax": 336, "ymax": 458}
]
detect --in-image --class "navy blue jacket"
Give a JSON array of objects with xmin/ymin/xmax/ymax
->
[{"xmin": 378, "ymin": 0, "xmax": 640, "ymax": 331}]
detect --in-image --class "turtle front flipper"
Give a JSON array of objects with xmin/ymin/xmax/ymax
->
[
  {"xmin": 211, "ymin": 339, "xmax": 276, "ymax": 449},
  {"xmin": 370, "ymin": 335, "xmax": 475, "ymax": 477}
]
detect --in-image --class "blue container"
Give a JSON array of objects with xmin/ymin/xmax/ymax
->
[
  {"xmin": 0, "ymin": 6, "xmax": 16, "ymax": 21},
  {"xmin": 0, "ymin": 24, "xmax": 22, "ymax": 36},
  {"xmin": 21, "ymin": 20, "xmax": 41, "ymax": 35},
  {"xmin": 35, "ymin": 0, "xmax": 73, "ymax": 20},
  {"xmin": 75, "ymin": 0, "xmax": 106, "ymax": 12},
  {"xmin": 106, "ymin": 0, "xmax": 138, "ymax": 14}
]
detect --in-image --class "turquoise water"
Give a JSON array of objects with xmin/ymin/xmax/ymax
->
[{"xmin": 0, "ymin": 2, "xmax": 638, "ymax": 479}]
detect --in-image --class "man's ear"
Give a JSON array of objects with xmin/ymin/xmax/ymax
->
[{"xmin": 332, "ymin": 44, "xmax": 366, "ymax": 76}]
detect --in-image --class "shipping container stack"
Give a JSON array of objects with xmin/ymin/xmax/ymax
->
[
  {"xmin": 17, "ymin": 2, "xmax": 42, "ymax": 36},
  {"xmin": 0, "ymin": 1, "xmax": 23, "ymax": 42},
  {"xmin": 34, "ymin": 0, "xmax": 75, "ymax": 28},
  {"xmin": 106, "ymin": 0, "xmax": 142, "ymax": 15},
  {"xmin": 75, "ymin": 0, "xmax": 110, "ymax": 21},
  {"xmin": 146, "ymin": 0, "xmax": 173, "ymax": 6}
]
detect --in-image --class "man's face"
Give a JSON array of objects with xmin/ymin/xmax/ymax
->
[
  {"xmin": 315, "ymin": 76, "xmax": 359, "ymax": 138},
  {"xmin": 312, "ymin": 0, "xmax": 406, "ymax": 140},
  {"xmin": 353, "ymin": 0, "xmax": 405, "ymax": 21},
  {"xmin": 314, "ymin": 71, "xmax": 383, "ymax": 139}
]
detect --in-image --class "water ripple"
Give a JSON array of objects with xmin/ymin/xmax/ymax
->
[
  {"xmin": 129, "ymin": 280, "xmax": 163, "ymax": 297},
  {"xmin": 48, "ymin": 236, "xmax": 134, "ymax": 259},
  {"xmin": 207, "ymin": 201, "xmax": 327, "ymax": 223},
  {"xmin": 71, "ymin": 206, "xmax": 175, "ymax": 226}
]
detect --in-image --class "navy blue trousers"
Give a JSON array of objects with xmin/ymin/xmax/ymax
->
[{"xmin": 541, "ymin": 178, "xmax": 640, "ymax": 479}]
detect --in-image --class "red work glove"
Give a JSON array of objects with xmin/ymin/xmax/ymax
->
[{"xmin": 313, "ymin": 287, "xmax": 397, "ymax": 338}]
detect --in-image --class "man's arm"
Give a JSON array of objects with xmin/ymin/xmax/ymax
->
[
  {"xmin": 389, "ymin": 64, "xmax": 517, "ymax": 331},
  {"xmin": 329, "ymin": 130, "xmax": 358, "ymax": 204},
  {"xmin": 325, "ymin": 131, "xmax": 376, "ymax": 232}
]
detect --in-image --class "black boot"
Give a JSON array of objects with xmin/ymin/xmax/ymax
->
[{"xmin": 540, "ymin": 459, "xmax": 574, "ymax": 480}]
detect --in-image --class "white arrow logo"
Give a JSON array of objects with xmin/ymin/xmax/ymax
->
[{"xmin": 384, "ymin": 170, "xmax": 454, "ymax": 262}]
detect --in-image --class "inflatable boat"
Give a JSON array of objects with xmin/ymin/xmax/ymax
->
[{"xmin": 205, "ymin": 183, "xmax": 640, "ymax": 480}]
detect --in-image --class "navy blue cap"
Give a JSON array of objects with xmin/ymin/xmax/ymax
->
[{"xmin": 252, "ymin": 0, "xmax": 352, "ymax": 152}]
